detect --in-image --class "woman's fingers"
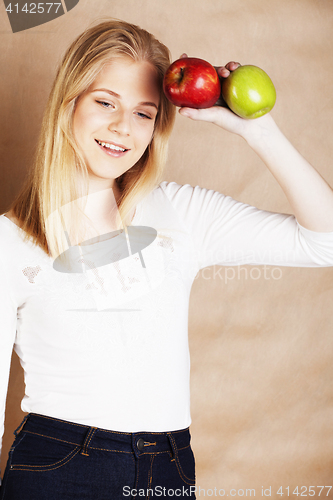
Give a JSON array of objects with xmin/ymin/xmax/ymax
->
[
  {"xmin": 179, "ymin": 106, "xmax": 220, "ymax": 121},
  {"xmin": 217, "ymin": 61, "xmax": 241, "ymax": 78},
  {"xmin": 217, "ymin": 66, "xmax": 231, "ymax": 78},
  {"xmin": 225, "ymin": 61, "xmax": 241, "ymax": 71}
]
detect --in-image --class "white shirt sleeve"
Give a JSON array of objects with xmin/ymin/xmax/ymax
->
[
  {"xmin": 160, "ymin": 181, "xmax": 333, "ymax": 269},
  {"xmin": 0, "ymin": 252, "xmax": 18, "ymax": 468}
]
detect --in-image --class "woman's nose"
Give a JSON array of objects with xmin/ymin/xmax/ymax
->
[{"xmin": 108, "ymin": 110, "xmax": 130, "ymax": 136}]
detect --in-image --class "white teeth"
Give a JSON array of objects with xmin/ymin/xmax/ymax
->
[{"xmin": 97, "ymin": 140, "xmax": 126, "ymax": 152}]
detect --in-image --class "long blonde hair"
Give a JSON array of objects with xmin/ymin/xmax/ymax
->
[{"xmin": 8, "ymin": 18, "xmax": 176, "ymax": 258}]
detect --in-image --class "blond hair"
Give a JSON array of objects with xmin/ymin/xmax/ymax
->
[{"xmin": 8, "ymin": 18, "xmax": 176, "ymax": 258}]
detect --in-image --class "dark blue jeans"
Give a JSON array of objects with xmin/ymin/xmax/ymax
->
[{"xmin": 0, "ymin": 413, "xmax": 196, "ymax": 499}]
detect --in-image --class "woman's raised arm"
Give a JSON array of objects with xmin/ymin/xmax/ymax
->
[{"xmin": 179, "ymin": 62, "xmax": 333, "ymax": 233}]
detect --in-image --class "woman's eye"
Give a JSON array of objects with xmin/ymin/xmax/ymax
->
[
  {"xmin": 136, "ymin": 112, "xmax": 152, "ymax": 120},
  {"xmin": 96, "ymin": 100, "xmax": 114, "ymax": 109}
]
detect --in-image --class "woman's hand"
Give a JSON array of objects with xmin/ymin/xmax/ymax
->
[{"xmin": 178, "ymin": 56, "xmax": 272, "ymax": 138}]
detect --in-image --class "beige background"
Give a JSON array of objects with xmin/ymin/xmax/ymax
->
[{"xmin": 1, "ymin": 0, "xmax": 333, "ymax": 496}]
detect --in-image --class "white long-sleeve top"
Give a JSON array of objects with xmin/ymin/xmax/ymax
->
[{"xmin": 1, "ymin": 181, "xmax": 333, "ymax": 460}]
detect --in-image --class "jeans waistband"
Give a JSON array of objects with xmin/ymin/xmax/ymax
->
[{"xmin": 16, "ymin": 413, "xmax": 191, "ymax": 458}]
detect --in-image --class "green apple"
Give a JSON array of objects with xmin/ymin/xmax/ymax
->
[{"xmin": 221, "ymin": 65, "xmax": 276, "ymax": 119}]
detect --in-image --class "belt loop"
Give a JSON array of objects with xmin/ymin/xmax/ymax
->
[
  {"xmin": 81, "ymin": 426, "xmax": 97, "ymax": 457},
  {"xmin": 13, "ymin": 414, "xmax": 29, "ymax": 437},
  {"xmin": 166, "ymin": 432, "xmax": 178, "ymax": 462}
]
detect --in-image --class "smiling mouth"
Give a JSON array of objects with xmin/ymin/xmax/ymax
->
[{"xmin": 95, "ymin": 139, "xmax": 129, "ymax": 152}]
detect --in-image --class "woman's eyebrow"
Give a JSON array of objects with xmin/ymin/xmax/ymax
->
[{"xmin": 91, "ymin": 88, "xmax": 158, "ymax": 109}]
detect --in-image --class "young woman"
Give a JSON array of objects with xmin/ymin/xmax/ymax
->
[{"xmin": 0, "ymin": 18, "xmax": 332, "ymax": 500}]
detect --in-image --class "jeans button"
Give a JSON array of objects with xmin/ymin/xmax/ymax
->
[{"xmin": 136, "ymin": 438, "xmax": 144, "ymax": 451}]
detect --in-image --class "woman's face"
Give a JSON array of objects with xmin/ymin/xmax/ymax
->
[{"xmin": 73, "ymin": 57, "xmax": 160, "ymax": 196}]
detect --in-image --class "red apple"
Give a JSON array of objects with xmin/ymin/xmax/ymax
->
[{"xmin": 163, "ymin": 57, "xmax": 221, "ymax": 109}]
